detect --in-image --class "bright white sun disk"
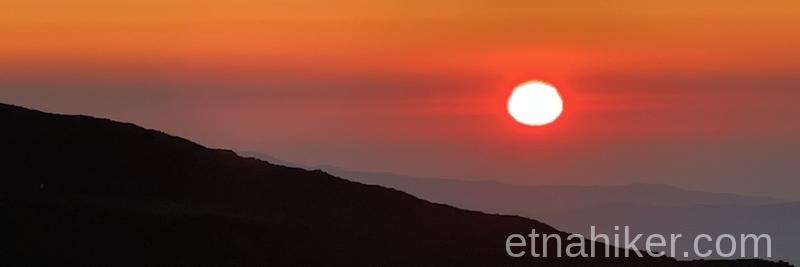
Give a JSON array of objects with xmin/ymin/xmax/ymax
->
[{"xmin": 507, "ymin": 81, "xmax": 563, "ymax": 126}]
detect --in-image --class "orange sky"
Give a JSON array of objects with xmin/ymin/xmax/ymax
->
[
  {"xmin": 3, "ymin": 1, "xmax": 799, "ymax": 68},
  {"xmin": 1, "ymin": 0, "xmax": 799, "ymax": 198}
]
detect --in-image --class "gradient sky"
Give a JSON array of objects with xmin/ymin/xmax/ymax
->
[{"xmin": 1, "ymin": 0, "xmax": 799, "ymax": 198}]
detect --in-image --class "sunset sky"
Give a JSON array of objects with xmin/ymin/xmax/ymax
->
[{"xmin": 1, "ymin": 0, "xmax": 799, "ymax": 198}]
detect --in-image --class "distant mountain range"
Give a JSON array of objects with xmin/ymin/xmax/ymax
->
[
  {"xmin": 240, "ymin": 152, "xmax": 799, "ymax": 265},
  {"xmin": 0, "ymin": 102, "xmax": 791, "ymax": 266}
]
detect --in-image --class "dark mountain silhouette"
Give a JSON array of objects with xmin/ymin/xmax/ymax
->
[
  {"xmin": 0, "ymin": 103, "xmax": 791, "ymax": 267},
  {"xmin": 241, "ymin": 152, "xmax": 798, "ymax": 264},
  {"xmin": 238, "ymin": 152, "xmax": 785, "ymax": 213}
]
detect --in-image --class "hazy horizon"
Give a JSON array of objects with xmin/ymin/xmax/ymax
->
[
  {"xmin": 2, "ymin": 1, "xmax": 799, "ymax": 199},
  {"xmin": 3, "ymin": 1, "xmax": 799, "ymax": 266}
]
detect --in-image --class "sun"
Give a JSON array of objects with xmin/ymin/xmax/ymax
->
[{"xmin": 507, "ymin": 81, "xmax": 564, "ymax": 126}]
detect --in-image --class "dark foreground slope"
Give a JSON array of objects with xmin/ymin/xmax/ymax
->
[{"xmin": 0, "ymin": 103, "xmax": 789, "ymax": 267}]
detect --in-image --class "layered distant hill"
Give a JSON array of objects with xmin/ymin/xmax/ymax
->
[
  {"xmin": 0, "ymin": 103, "xmax": 791, "ymax": 266},
  {"xmin": 237, "ymin": 154, "xmax": 785, "ymax": 213},
  {"xmin": 241, "ymin": 152, "xmax": 798, "ymax": 265}
]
